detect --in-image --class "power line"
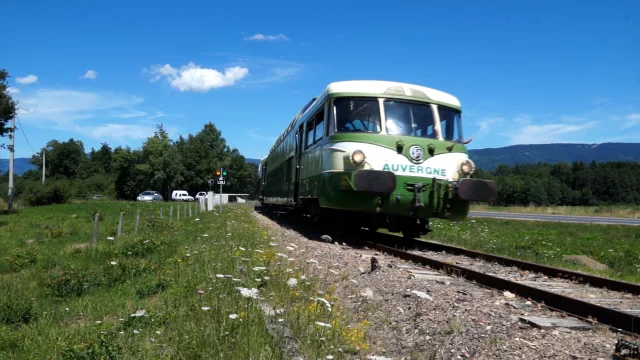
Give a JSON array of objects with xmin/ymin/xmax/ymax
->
[{"xmin": 15, "ymin": 115, "xmax": 36, "ymax": 154}]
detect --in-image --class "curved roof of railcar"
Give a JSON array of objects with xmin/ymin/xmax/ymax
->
[
  {"xmin": 265, "ymin": 80, "xmax": 461, "ymax": 157},
  {"xmin": 324, "ymin": 80, "xmax": 461, "ymax": 108}
]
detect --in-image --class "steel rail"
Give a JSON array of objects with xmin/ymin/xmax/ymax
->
[
  {"xmin": 368, "ymin": 231, "xmax": 640, "ymax": 296},
  {"xmin": 364, "ymin": 240, "xmax": 640, "ymax": 336}
]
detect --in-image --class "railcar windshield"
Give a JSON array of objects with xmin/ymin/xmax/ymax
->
[
  {"xmin": 383, "ymin": 100, "xmax": 437, "ymax": 139},
  {"xmin": 334, "ymin": 98, "xmax": 381, "ymax": 133},
  {"xmin": 438, "ymin": 106, "xmax": 463, "ymax": 142}
]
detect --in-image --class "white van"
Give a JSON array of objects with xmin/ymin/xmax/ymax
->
[{"xmin": 171, "ymin": 190, "xmax": 195, "ymax": 202}]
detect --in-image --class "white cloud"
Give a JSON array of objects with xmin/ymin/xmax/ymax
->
[
  {"xmin": 13, "ymin": 88, "xmax": 174, "ymax": 145},
  {"xmin": 249, "ymin": 132, "xmax": 277, "ymax": 142},
  {"xmin": 623, "ymin": 113, "xmax": 640, "ymax": 129},
  {"xmin": 83, "ymin": 70, "xmax": 98, "ymax": 80},
  {"xmin": 16, "ymin": 74, "xmax": 38, "ymax": 85},
  {"xmin": 16, "ymin": 89, "xmax": 143, "ymax": 123},
  {"xmin": 505, "ymin": 121, "xmax": 599, "ymax": 145},
  {"xmin": 145, "ymin": 62, "xmax": 249, "ymax": 92},
  {"xmin": 7, "ymin": 87, "xmax": 19, "ymax": 94},
  {"xmin": 244, "ymin": 33, "xmax": 289, "ymax": 41},
  {"xmin": 216, "ymin": 54, "xmax": 302, "ymax": 85},
  {"xmin": 73, "ymin": 123, "xmax": 157, "ymax": 140}
]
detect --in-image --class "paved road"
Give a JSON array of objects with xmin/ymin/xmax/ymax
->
[{"xmin": 468, "ymin": 211, "xmax": 640, "ymax": 226}]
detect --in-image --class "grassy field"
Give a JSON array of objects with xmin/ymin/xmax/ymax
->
[
  {"xmin": 0, "ymin": 201, "xmax": 363, "ymax": 359},
  {"xmin": 418, "ymin": 217, "xmax": 640, "ymax": 284},
  {"xmin": 470, "ymin": 204, "xmax": 640, "ymax": 218}
]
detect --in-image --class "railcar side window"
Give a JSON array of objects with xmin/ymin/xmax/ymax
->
[
  {"xmin": 305, "ymin": 107, "xmax": 326, "ymax": 148},
  {"xmin": 334, "ymin": 98, "xmax": 381, "ymax": 133},
  {"xmin": 438, "ymin": 107, "xmax": 463, "ymax": 142},
  {"xmin": 384, "ymin": 100, "xmax": 437, "ymax": 139}
]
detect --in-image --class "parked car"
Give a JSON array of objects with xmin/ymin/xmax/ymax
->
[
  {"xmin": 195, "ymin": 192, "xmax": 208, "ymax": 201},
  {"xmin": 137, "ymin": 190, "xmax": 163, "ymax": 202},
  {"xmin": 171, "ymin": 190, "xmax": 195, "ymax": 202}
]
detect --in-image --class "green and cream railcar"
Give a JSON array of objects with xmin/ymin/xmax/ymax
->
[{"xmin": 257, "ymin": 80, "xmax": 497, "ymax": 238}]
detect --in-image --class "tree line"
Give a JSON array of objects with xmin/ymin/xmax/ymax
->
[
  {"xmin": 0, "ymin": 124, "xmax": 259, "ymax": 206},
  {"xmin": 472, "ymin": 161, "xmax": 640, "ymax": 206}
]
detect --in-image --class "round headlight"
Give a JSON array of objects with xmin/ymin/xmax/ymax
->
[
  {"xmin": 350, "ymin": 150, "xmax": 366, "ymax": 166},
  {"xmin": 459, "ymin": 159, "xmax": 475, "ymax": 175}
]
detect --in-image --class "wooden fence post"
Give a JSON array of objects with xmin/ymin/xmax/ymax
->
[
  {"xmin": 93, "ymin": 213, "xmax": 100, "ymax": 247},
  {"xmin": 117, "ymin": 211, "xmax": 124, "ymax": 237},
  {"xmin": 170, "ymin": 206, "xmax": 173, "ymax": 223},
  {"xmin": 177, "ymin": 206, "xmax": 180, "ymax": 221},
  {"xmin": 189, "ymin": 204, "xmax": 192, "ymax": 217},
  {"xmin": 160, "ymin": 208, "xmax": 164, "ymax": 219},
  {"xmin": 135, "ymin": 209, "xmax": 141, "ymax": 234}
]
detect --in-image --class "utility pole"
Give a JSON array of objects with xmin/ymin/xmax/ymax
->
[
  {"xmin": 42, "ymin": 150, "xmax": 46, "ymax": 184},
  {"xmin": 7, "ymin": 116, "xmax": 15, "ymax": 212}
]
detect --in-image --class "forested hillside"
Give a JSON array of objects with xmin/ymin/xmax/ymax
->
[
  {"xmin": 472, "ymin": 161, "xmax": 640, "ymax": 206},
  {"xmin": 468, "ymin": 143, "xmax": 640, "ymax": 170},
  {"xmin": 0, "ymin": 123, "xmax": 259, "ymax": 206}
]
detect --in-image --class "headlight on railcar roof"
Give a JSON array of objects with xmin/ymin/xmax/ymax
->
[
  {"xmin": 459, "ymin": 159, "xmax": 475, "ymax": 175},
  {"xmin": 350, "ymin": 150, "xmax": 366, "ymax": 166}
]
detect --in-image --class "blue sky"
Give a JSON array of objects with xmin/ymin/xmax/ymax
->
[{"xmin": 2, "ymin": 0, "xmax": 639, "ymax": 160}]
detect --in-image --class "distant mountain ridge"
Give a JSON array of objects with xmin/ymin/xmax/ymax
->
[{"xmin": 2, "ymin": 143, "xmax": 639, "ymax": 175}]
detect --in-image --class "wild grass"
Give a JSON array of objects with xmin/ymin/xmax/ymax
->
[
  {"xmin": 420, "ymin": 217, "xmax": 640, "ymax": 284},
  {"xmin": 470, "ymin": 204, "xmax": 640, "ymax": 219},
  {"xmin": 0, "ymin": 201, "xmax": 360, "ymax": 359}
]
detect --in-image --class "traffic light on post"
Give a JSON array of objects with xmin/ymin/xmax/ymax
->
[
  {"xmin": 215, "ymin": 170, "xmax": 221, "ymax": 176},
  {"xmin": 222, "ymin": 169, "xmax": 228, "ymax": 178}
]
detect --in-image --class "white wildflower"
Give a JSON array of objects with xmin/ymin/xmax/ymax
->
[
  {"xmin": 133, "ymin": 330, "xmax": 140, "ymax": 334},
  {"xmin": 327, "ymin": 356, "xmax": 334, "ymax": 359},
  {"xmin": 329, "ymin": 269, "xmax": 339, "ymax": 275},
  {"xmin": 286, "ymin": 246, "xmax": 295, "ymax": 251},
  {"xmin": 202, "ymin": 307, "xmax": 211, "ymax": 311},
  {"xmin": 286, "ymin": 278, "xmax": 298, "ymax": 287},
  {"xmin": 107, "ymin": 237, "xmax": 115, "ymax": 241},
  {"xmin": 195, "ymin": 218, "xmax": 200, "ymax": 221},
  {"xmin": 306, "ymin": 259, "xmax": 318, "ymax": 264},
  {"xmin": 239, "ymin": 247, "xmax": 246, "ymax": 251},
  {"xmin": 215, "ymin": 274, "xmax": 225, "ymax": 278},
  {"xmin": 95, "ymin": 321, "xmax": 102, "ymax": 324},
  {"xmin": 315, "ymin": 321, "xmax": 331, "ymax": 328},
  {"xmin": 269, "ymin": 242, "xmax": 277, "ymax": 246},
  {"xmin": 130, "ymin": 310, "xmax": 146, "ymax": 317},
  {"xmin": 110, "ymin": 261, "xmax": 117, "ymax": 265},
  {"xmin": 300, "ymin": 275, "xmax": 307, "ymax": 280},
  {"xmin": 235, "ymin": 287, "xmax": 260, "ymax": 299},
  {"xmin": 253, "ymin": 267, "xmax": 267, "ymax": 271},
  {"xmin": 276, "ymin": 253, "xmax": 288, "ymax": 258},
  {"xmin": 229, "ymin": 314, "xmax": 238, "ymax": 319},
  {"xmin": 232, "ymin": 278, "xmax": 242, "ymax": 282},
  {"xmin": 314, "ymin": 298, "xmax": 332, "ymax": 312},
  {"xmin": 203, "ymin": 234, "xmax": 208, "ymax": 237},
  {"xmin": 255, "ymin": 249, "xmax": 264, "ymax": 253},
  {"xmin": 156, "ymin": 330, "xmax": 161, "ymax": 335},
  {"xmin": 289, "ymin": 243, "xmax": 298, "ymax": 248}
]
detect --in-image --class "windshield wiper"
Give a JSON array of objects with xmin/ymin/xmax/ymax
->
[{"xmin": 446, "ymin": 137, "xmax": 473, "ymax": 152}]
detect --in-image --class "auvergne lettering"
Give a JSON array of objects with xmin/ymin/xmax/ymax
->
[{"xmin": 381, "ymin": 163, "xmax": 447, "ymax": 177}]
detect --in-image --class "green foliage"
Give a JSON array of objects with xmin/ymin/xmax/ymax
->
[
  {"xmin": 0, "ymin": 69, "xmax": 17, "ymax": 145},
  {"xmin": 4, "ymin": 247, "xmax": 37, "ymax": 272},
  {"xmin": 60, "ymin": 333, "xmax": 124, "ymax": 360},
  {"xmin": 473, "ymin": 161, "xmax": 640, "ymax": 206},
  {"xmin": 20, "ymin": 179, "xmax": 72, "ymax": 206},
  {"xmin": 9, "ymin": 122, "xmax": 258, "ymax": 207}
]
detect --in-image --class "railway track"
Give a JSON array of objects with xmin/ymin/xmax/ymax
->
[
  {"xmin": 258, "ymin": 207, "xmax": 640, "ymax": 357},
  {"xmin": 360, "ymin": 230, "xmax": 640, "ymax": 337}
]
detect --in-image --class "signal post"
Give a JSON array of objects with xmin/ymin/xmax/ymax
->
[{"xmin": 207, "ymin": 168, "xmax": 228, "ymax": 213}]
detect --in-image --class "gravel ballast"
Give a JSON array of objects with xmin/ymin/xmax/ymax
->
[{"xmin": 253, "ymin": 211, "xmax": 624, "ymax": 359}]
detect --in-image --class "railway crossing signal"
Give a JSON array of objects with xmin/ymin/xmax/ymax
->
[{"xmin": 213, "ymin": 168, "xmax": 228, "ymax": 213}]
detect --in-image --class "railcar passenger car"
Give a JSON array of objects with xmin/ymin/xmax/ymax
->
[{"xmin": 257, "ymin": 80, "xmax": 498, "ymax": 238}]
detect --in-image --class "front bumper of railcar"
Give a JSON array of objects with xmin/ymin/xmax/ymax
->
[{"xmin": 336, "ymin": 154, "xmax": 498, "ymax": 220}]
